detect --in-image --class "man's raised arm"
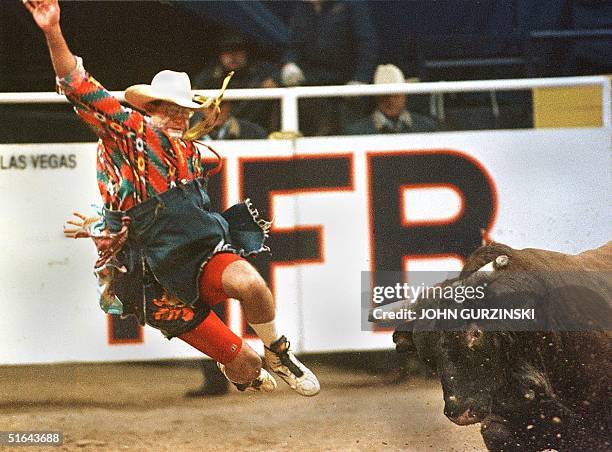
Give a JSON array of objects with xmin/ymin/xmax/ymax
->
[
  {"xmin": 23, "ymin": 0, "xmax": 76, "ymax": 79},
  {"xmin": 23, "ymin": 0, "xmax": 145, "ymax": 140}
]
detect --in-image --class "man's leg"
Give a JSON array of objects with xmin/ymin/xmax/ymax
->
[
  {"xmin": 144, "ymin": 288, "xmax": 275, "ymax": 392},
  {"xmin": 142, "ymin": 254, "xmax": 275, "ymax": 392},
  {"xmin": 178, "ymin": 252, "xmax": 276, "ymax": 392},
  {"xmin": 178, "ymin": 311, "xmax": 247, "ymax": 380},
  {"xmin": 219, "ymin": 258, "xmax": 320, "ymax": 396}
]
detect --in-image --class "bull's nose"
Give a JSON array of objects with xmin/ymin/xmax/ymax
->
[
  {"xmin": 446, "ymin": 407, "xmax": 480, "ymax": 425},
  {"xmin": 444, "ymin": 400, "xmax": 482, "ymax": 425}
]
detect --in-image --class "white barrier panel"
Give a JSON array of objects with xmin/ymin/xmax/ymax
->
[
  {"xmin": 295, "ymin": 129, "xmax": 610, "ymax": 352},
  {"xmin": 0, "ymin": 128, "xmax": 609, "ymax": 363}
]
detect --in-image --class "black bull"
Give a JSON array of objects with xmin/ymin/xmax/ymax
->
[{"xmin": 393, "ymin": 241, "xmax": 612, "ymax": 451}]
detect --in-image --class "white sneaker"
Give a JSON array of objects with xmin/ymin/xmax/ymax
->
[
  {"xmin": 264, "ymin": 336, "xmax": 320, "ymax": 396},
  {"xmin": 217, "ymin": 362, "xmax": 277, "ymax": 393}
]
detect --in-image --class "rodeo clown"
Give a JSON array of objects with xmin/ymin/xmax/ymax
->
[{"xmin": 25, "ymin": 0, "xmax": 319, "ymax": 396}]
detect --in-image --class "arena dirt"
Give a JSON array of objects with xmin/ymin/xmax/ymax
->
[{"xmin": 0, "ymin": 360, "xmax": 485, "ymax": 451}]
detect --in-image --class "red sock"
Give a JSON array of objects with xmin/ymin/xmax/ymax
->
[{"xmin": 179, "ymin": 311, "xmax": 242, "ymax": 364}]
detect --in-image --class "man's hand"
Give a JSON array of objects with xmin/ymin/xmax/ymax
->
[
  {"xmin": 23, "ymin": 0, "xmax": 75, "ymax": 79},
  {"xmin": 63, "ymin": 211, "xmax": 100, "ymax": 239},
  {"xmin": 22, "ymin": 0, "xmax": 60, "ymax": 33},
  {"xmin": 281, "ymin": 63, "xmax": 305, "ymax": 87}
]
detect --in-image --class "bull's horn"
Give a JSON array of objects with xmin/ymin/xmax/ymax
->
[
  {"xmin": 477, "ymin": 260, "xmax": 495, "ymax": 273},
  {"xmin": 461, "ymin": 259, "xmax": 498, "ymax": 286},
  {"xmin": 472, "ymin": 254, "xmax": 509, "ymax": 275}
]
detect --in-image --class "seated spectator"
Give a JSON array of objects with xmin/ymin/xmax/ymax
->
[
  {"xmin": 280, "ymin": 0, "xmax": 379, "ymax": 136},
  {"xmin": 281, "ymin": 0, "xmax": 378, "ymax": 87},
  {"xmin": 192, "ymin": 34, "xmax": 279, "ymax": 132},
  {"xmin": 193, "ymin": 102, "xmax": 268, "ymax": 141},
  {"xmin": 346, "ymin": 65, "xmax": 437, "ymax": 135}
]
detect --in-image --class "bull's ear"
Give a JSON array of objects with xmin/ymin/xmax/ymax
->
[{"xmin": 393, "ymin": 329, "xmax": 416, "ymax": 353}]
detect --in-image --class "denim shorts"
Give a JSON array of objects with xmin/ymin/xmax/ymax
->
[{"xmin": 102, "ymin": 177, "xmax": 270, "ymax": 333}]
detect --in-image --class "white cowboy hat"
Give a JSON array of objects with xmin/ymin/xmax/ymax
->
[
  {"xmin": 373, "ymin": 64, "xmax": 405, "ymax": 84},
  {"xmin": 373, "ymin": 64, "xmax": 420, "ymax": 86},
  {"xmin": 125, "ymin": 70, "xmax": 203, "ymax": 111}
]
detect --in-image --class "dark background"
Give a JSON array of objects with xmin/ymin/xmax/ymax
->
[{"xmin": 1, "ymin": 0, "xmax": 610, "ymax": 141}]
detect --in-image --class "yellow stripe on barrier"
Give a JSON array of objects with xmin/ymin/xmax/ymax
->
[{"xmin": 533, "ymin": 82, "xmax": 606, "ymax": 128}]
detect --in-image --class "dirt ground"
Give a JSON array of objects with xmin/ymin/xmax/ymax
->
[{"xmin": 0, "ymin": 357, "xmax": 486, "ymax": 452}]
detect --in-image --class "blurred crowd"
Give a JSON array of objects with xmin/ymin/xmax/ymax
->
[
  {"xmin": 2, "ymin": 0, "xmax": 609, "ymax": 144},
  {"xmin": 190, "ymin": 0, "xmax": 440, "ymax": 140}
]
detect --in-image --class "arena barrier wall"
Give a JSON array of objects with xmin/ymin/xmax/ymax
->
[{"xmin": 0, "ymin": 127, "xmax": 609, "ymax": 364}]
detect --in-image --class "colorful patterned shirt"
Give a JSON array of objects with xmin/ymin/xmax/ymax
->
[{"xmin": 57, "ymin": 57, "xmax": 205, "ymax": 211}]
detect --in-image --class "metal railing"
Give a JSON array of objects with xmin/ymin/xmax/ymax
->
[{"xmin": 0, "ymin": 76, "xmax": 609, "ymax": 131}]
